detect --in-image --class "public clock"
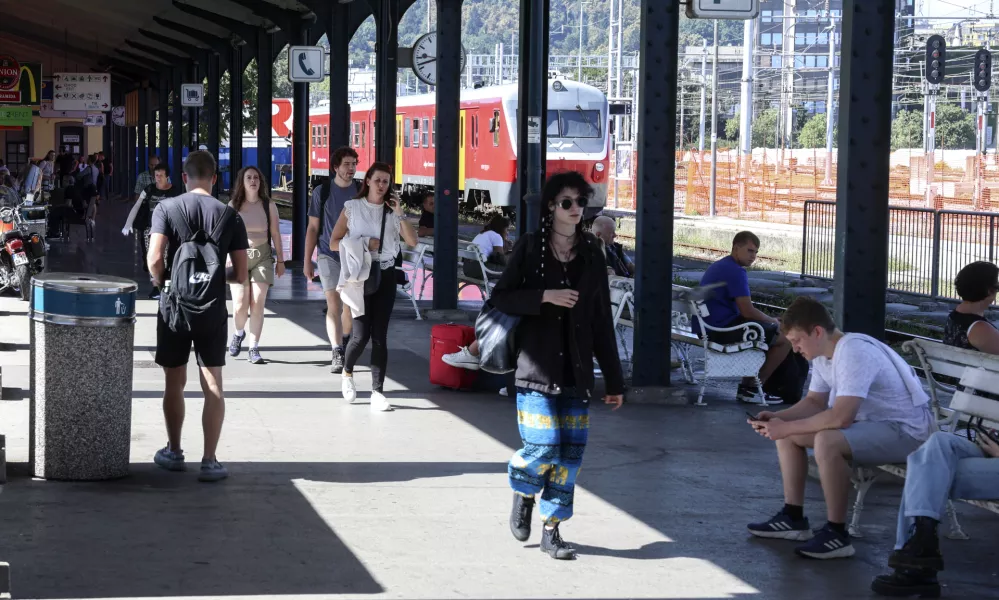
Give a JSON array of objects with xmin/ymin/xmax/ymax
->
[
  {"xmin": 411, "ymin": 32, "xmax": 466, "ymax": 87},
  {"xmin": 111, "ymin": 106, "xmax": 126, "ymax": 127}
]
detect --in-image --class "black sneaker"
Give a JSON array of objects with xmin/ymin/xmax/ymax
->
[
  {"xmin": 330, "ymin": 347, "xmax": 345, "ymax": 374},
  {"xmin": 509, "ymin": 493, "xmax": 535, "ymax": 542},
  {"xmin": 229, "ymin": 331, "xmax": 246, "ymax": 357},
  {"xmin": 540, "ymin": 524, "xmax": 576, "ymax": 560},
  {"xmin": 871, "ymin": 569, "xmax": 941, "ymax": 598},
  {"xmin": 794, "ymin": 523, "xmax": 855, "ymax": 559},
  {"xmin": 889, "ymin": 519, "xmax": 944, "ymax": 572},
  {"xmin": 148, "ymin": 286, "xmax": 160, "ymax": 300},
  {"xmin": 248, "ymin": 347, "xmax": 264, "ymax": 364},
  {"xmin": 747, "ymin": 510, "xmax": 814, "ymax": 541}
]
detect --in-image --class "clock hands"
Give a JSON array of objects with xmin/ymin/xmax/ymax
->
[{"xmin": 417, "ymin": 58, "xmax": 437, "ymax": 67}]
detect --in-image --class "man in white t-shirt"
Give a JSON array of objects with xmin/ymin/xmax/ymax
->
[{"xmin": 745, "ymin": 297, "xmax": 934, "ymax": 561}]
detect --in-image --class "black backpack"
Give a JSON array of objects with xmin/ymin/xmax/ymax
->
[{"xmin": 160, "ymin": 203, "xmax": 235, "ymax": 334}]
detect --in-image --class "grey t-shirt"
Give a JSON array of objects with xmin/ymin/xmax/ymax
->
[{"xmin": 308, "ymin": 179, "xmax": 358, "ymax": 260}]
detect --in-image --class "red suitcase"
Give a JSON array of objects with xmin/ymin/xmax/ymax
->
[{"xmin": 430, "ymin": 324, "xmax": 478, "ymax": 390}]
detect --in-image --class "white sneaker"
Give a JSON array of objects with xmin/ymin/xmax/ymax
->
[
  {"xmin": 370, "ymin": 390, "xmax": 394, "ymax": 412},
  {"xmin": 342, "ymin": 375, "xmax": 357, "ymax": 403},
  {"xmin": 442, "ymin": 346, "xmax": 481, "ymax": 371},
  {"xmin": 499, "ymin": 387, "xmax": 509, "ymax": 397}
]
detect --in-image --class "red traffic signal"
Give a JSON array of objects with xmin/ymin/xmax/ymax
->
[
  {"xmin": 925, "ymin": 35, "xmax": 946, "ymax": 84},
  {"xmin": 974, "ymin": 48, "xmax": 992, "ymax": 92}
]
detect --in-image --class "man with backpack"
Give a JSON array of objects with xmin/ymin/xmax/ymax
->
[
  {"xmin": 147, "ymin": 151, "xmax": 249, "ymax": 482},
  {"xmin": 304, "ymin": 146, "xmax": 359, "ymax": 374}
]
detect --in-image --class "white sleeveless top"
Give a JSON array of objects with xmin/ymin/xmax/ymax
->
[{"xmin": 344, "ymin": 199, "xmax": 402, "ymax": 269}]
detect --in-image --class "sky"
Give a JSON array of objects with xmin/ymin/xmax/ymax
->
[{"xmin": 926, "ymin": 0, "xmax": 999, "ymax": 19}]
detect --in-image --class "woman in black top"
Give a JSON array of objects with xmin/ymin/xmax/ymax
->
[
  {"xmin": 490, "ymin": 171, "xmax": 625, "ymax": 560},
  {"xmin": 943, "ymin": 261, "xmax": 999, "ymax": 353}
]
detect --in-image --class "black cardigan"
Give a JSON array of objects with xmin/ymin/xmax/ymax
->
[{"xmin": 490, "ymin": 231, "xmax": 625, "ymax": 399}]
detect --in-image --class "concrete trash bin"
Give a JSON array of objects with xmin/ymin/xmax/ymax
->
[{"xmin": 29, "ymin": 273, "xmax": 137, "ymax": 480}]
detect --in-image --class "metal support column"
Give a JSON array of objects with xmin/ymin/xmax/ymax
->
[
  {"xmin": 159, "ymin": 72, "xmax": 169, "ymax": 167},
  {"xmin": 207, "ymin": 52, "xmax": 222, "ymax": 194},
  {"xmin": 229, "ymin": 45, "xmax": 244, "ymax": 191},
  {"xmin": 632, "ymin": 0, "xmax": 680, "ymax": 389},
  {"xmin": 138, "ymin": 88, "xmax": 148, "ymax": 182},
  {"xmin": 189, "ymin": 62, "xmax": 201, "ymax": 151},
  {"xmin": 432, "ymin": 0, "xmax": 463, "ymax": 310},
  {"xmin": 127, "ymin": 125, "xmax": 137, "ymax": 197},
  {"xmin": 374, "ymin": 0, "xmax": 400, "ymax": 163},
  {"xmin": 329, "ymin": 4, "xmax": 351, "ymax": 149},
  {"xmin": 516, "ymin": 0, "xmax": 550, "ymax": 235},
  {"xmin": 291, "ymin": 26, "xmax": 310, "ymax": 263},
  {"xmin": 172, "ymin": 67, "xmax": 184, "ymax": 185},
  {"xmin": 832, "ymin": 0, "xmax": 895, "ymax": 338},
  {"xmin": 256, "ymin": 29, "xmax": 273, "ymax": 184}
]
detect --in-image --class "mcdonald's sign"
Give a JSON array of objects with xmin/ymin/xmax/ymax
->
[{"xmin": 0, "ymin": 62, "xmax": 42, "ymax": 106}]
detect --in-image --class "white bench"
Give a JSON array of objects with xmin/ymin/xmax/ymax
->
[
  {"xmin": 846, "ymin": 339, "xmax": 999, "ymax": 538},
  {"xmin": 398, "ymin": 243, "xmax": 431, "ymax": 320},
  {"xmin": 457, "ymin": 243, "xmax": 502, "ymax": 301},
  {"xmin": 609, "ymin": 280, "xmax": 771, "ymax": 406}
]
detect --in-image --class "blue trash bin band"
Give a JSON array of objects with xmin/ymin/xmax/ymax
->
[{"xmin": 29, "ymin": 273, "xmax": 137, "ymax": 327}]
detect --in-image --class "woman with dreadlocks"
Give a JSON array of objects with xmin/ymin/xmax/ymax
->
[{"xmin": 489, "ymin": 170, "xmax": 625, "ymax": 560}]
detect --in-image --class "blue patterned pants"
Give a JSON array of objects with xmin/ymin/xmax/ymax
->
[{"xmin": 508, "ymin": 389, "xmax": 589, "ymax": 523}]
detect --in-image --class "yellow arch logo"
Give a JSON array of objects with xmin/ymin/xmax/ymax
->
[{"xmin": 19, "ymin": 65, "xmax": 38, "ymax": 103}]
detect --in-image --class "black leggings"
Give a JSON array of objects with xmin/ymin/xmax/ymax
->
[{"xmin": 344, "ymin": 266, "xmax": 397, "ymax": 392}]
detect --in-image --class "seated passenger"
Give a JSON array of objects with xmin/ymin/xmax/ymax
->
[
  {"xmin": 463, "ymin": 215, "xmax": 510, "ymax": 281},
  {"xmin": 417, "ymin": 192, "xmax": 435, "ymax": 237},
  {"xmin": 698, "ymin": 231, "xmax": 791, "ymax": 402},
  {"xmin": 942, "ymin": 261, "xmax": 999, "ymax": 354},
  {"xmin": 870, "ymin": 428, "xmax": 999, "ymax": 597},
  {"xmin": 746, "ymin": 297, "xmax": 935, "ymax": 561},
  {"xmin": 591, "ymin": 215, "xmax": 635, "ymax": 277}
]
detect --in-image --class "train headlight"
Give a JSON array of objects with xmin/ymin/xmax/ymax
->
[{"xmin": 594, "ymin": 163, "xmax": 605, "ymax": 172}]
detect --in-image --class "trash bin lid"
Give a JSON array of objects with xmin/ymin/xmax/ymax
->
[{"xmin": 30, "ymin": 273, "xmax": 138, "ymax": 326}]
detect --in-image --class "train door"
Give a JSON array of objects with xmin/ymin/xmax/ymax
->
[
  {"xmin": 459, "ymin": 110, "xmax": 467, "ymax": 191},
  {"xmin": 395, "ymin": 114, "xmax": 404, "ymax": 185}
]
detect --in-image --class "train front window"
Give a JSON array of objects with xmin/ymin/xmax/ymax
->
[
  {"xmin": 556, "ymin": 109, "xmax": 602, "ymax": 138},
  {"xmin": 546, "ymin": 110, "xmax": 560, "ymax": 136}
]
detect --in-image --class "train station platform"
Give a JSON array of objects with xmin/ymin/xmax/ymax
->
[{"xmin": 0, "ymin": 200, "xmax": 997, "ymax": 599}]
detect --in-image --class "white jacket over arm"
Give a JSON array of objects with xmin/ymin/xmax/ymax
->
[{"xmin": 337, "ymin": 237, "xmax": 372, "ymax": 318}]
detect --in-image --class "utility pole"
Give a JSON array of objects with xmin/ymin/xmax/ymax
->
[
  {"xmin": 782, "ymin": 0, "xmax": 796, "ymax": 157},
  {"xmin": 615, "ymin": 0, "xmax": 623, "ymax": 98},
  {"xmin": 709, "ymin": 19, "xmax": 719, "ymax": 217},
  {"xmin": 699, "ymin": 40, "xmax": 707, "ymax": 152},
  {"xmin": 823, "ymin": 16, "xmax": 837, "ymax": 185},
  {"xmin": 738, "ymin": 15, "xmax": 756, "ymax": 163},
  {"xmin": 578, "ymin": 2, "xmax": 588, "ymax": 82},
  {"xmin": 607, "ymin": 0, "xmax": 615, "ymax": 94}
]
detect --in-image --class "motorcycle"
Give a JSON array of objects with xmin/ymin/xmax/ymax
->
[{"xmin": 0, "ymin": 204, "xmax": 45, "ymax": 301}]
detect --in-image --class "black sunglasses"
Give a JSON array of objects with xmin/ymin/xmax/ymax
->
[{"xmin": 557, "ymin": 196, "xmax": 588, "ymax": 211}]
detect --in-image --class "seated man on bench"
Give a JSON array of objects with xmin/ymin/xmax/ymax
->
[
  {"xmin": 871, "ymin": 426, "xmax": 999, "ymax": 597},
  {"xmin": 698, "ymin": 231, "xmax": 790, "ymax": 403},
  {"xmin": 746, "ymin": 297, "xmax": 935, "ymax": 561}
]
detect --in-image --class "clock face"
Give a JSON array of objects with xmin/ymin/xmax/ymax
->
[
  {"xmin": 411, "ymin": 32, "xmax": 467, "ymax": 87},
  {"xmin": 111, "ymin": 106, "xmax": 126, "ymax": 127}
]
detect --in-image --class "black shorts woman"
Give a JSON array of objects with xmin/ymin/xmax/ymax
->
[{"xmin": 489, "ymin": 171, "xmax": 625, "ymax": 559}]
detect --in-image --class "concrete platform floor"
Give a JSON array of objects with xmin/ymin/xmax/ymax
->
[{"xmin": 0, "ymin": 200, "xmax": 997, "ymax": 599}]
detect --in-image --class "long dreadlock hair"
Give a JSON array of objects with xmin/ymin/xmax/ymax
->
[{"xmin": 538, "ymin": 170, "xmax": 594, "ymax": 286}]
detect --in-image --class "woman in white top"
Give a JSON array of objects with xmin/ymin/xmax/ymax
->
[
  {"xmin": 227, "ymin": 166, "xmax": 285, "ymax": 364},
  {"xmin": 464, "ymin": 214, "xmax": 510, "ymax": 281},
  {"xmin": 331, "ymin": 162, "xmax": 418, "ymax": 411}
]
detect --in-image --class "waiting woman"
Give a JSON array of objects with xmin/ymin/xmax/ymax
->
[
  {"xmin": 942, "ymin": 261, "xmax": 999, "ymax": 354},
  {"xmin": 331, "ymin": 162, "xmax": 418, "ymax": 412},
  {"xmin": 227, "ymin": 166, "xmax": 285, "ymax": 364},
  {"xmin": 489, "ymin": 170, "xmax": 625, "ymax": 560}
]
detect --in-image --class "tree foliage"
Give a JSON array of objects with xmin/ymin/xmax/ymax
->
[
  {"xmin": 796, "ymin": 114, "xmax": 836, "ymax": 149},
  {"xmin": 889, "ymin": 105, "xmax": 976, "ymax": 151}
]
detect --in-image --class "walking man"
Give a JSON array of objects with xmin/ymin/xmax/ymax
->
[
  {"xmin": 147, "ymin": 151, "xmax": 249, "ymax": 482},
  {"xmin": 304, "ymin": 147, "xmax": 359, "ymax": 373}
]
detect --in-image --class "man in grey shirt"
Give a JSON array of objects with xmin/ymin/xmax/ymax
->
[{"xmin": 304, "ymin": 146, "xmax": 359, "ymax": 374}]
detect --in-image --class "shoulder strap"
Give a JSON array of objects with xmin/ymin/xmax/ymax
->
[
  {"xmin": 377, "ymin": 204, "xmax": 389, "ymax": 242},
  {"xmin": 209, "ymin": 205, "xmax": 235, "ymax": 245},
  {"xmin": 167, "ymin": 201, "xmax": 195, "ymax": 241}
]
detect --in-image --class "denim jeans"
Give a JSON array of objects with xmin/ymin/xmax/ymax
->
[{"xmin": 894, "ymin": 431, "xmax": 999, "ymax": 549}]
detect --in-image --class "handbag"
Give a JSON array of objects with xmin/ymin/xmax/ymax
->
[
  {"xmin": 474, "ymin": 301, "xmax": 521, "ymax": 374},
  {"xmin": 364, "ymin": 205, "xmax": 389, "ymax": 295}
]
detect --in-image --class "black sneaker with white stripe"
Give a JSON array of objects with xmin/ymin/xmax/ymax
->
[
  {"xmin": 747, "ymin": 510, "xmax": 814, "ymax": 541},
  {"xmin": 795, "ymin": 523, "xmax": 856, "ymax": 559}
]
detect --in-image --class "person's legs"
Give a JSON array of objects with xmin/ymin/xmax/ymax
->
[
  {"xmin": 162, "ymin": 366, "xmax": 187, "ymax": 452},
  {"xmin": 344, "ymin": 312, "xmax": 372, "ymax": 375},
  {"xmin": 777, "ymin": 433, "xmax": 815, "ymax": 506},
  {"xmin": 325, "ymin": 290, "xmax": 345, "ymax": 346},
  {"xmin": 813, "ymin": 429, "xmax": 854, "ymax": 524},
  {"xmin": 199, "ymin": 366, "xmax": 225, "ymax": 460},
  {"xmin": 368, "ymin": 271, "xmax": 397, "ymax": 394},
  {"xmin": 760, "ymin": 332, "xmax": 792, "ymax": 383},
  {"xmin": 541, "ymin": 395, "xmax": 589, "ymax": 524},
  {"xmin": 247, "ymin": 282, "xmax": 270, "ymax": 347},
  {"xmin": 509, "ymin": 390, "xmax": 560, "ymax": 498},
  {"xmin": 231, "ymin": 283, "xmax": 250, "ymax": 332}
]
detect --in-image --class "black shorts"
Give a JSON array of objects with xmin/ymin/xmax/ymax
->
[
  {"xmin": 155, "ymin": 312, "xmax": 227, "ymax": 368},
  {"xmin": 706, "ymin": 317, "xmax": 779, "ymax": 346}
]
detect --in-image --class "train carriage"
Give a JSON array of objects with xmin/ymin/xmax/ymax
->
[{"xmin": 305, "ymin": 78, "xmax": 609, "ymax": 214}]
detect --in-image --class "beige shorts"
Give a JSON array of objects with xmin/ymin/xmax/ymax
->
[{"xmin": 246, "ymin": 244, "xmax": 275, "ymax": 285}]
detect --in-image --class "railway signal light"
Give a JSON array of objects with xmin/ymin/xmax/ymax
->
[
  {"xmin": 974, "ymin": 48, "xmax": 992, "ymax": 92},
  {"xmin": 925, "ymin": 35, "xmax": 946, "ymax": 85}
]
